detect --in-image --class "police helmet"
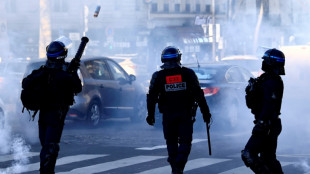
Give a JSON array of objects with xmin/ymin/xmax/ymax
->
[
  {"xmin": 161, "ymin": 46, "xmax": 182, "ymax": 63},
  {"xmin": 46, "ymin": 41, "xmax": 68, "ymax": 60},
  {"xmin": 262, "ymin": 48, "xmax": 285, "ymax": 75}
]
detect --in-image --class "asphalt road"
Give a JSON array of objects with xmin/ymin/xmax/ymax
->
[{"xmin": 1, "ymin": 118, "xmax": 309, "ymax": 174}]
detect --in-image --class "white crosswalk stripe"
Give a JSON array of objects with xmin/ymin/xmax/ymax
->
[
  {"xmin": 0, "ymin": 152, "xmax": 298, "ymax": 174},
  {"xmin": 57, "ymin": 155, "xmax": 166, "ymax": 174},
  {"xmin": 218, "ymin": 162, "xmax": 296, "ymax": 174},
  {"xmin": 0, "ymin": 152, "xmax": 39, "ymax": 163},
  {"xmin": 136, "ymin": 158, "xmax": 231, "ymax": 174},
  {"xmin": 0, "ymin": 154, "xmax": 107, "ymax": 173},
  {"xmin": 136, "ymin": 138, "xmax": 207, "ymax": 150}
]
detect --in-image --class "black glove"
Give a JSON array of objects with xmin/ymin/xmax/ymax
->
[
  {"xmin": 203, "ymin": 113, "xmax": 211, "ymax": 124},
  {"xmin": 146, "ymin": 114, "xmax": 155, "ymax": 126},
  {"xmin": 68, "ymin": 59, "xmax": 81, "ymax": 72},
  {"xmin": 252, "ymin": 120, "xmax": 270, "ymax": 136}
]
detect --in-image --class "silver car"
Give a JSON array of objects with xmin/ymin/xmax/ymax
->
[{"xmin": 24, "ymin": 57, "xmax": 147, "ymax": 127}]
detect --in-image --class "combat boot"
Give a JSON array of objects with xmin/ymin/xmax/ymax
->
[{"xmin": 171, "ymin": 168, "xmax": 183, "ymax": 174}]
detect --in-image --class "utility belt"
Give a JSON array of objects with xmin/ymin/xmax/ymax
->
[{"xmin": 253, "ymin": 116, "xmax": 280, "ymax": 125}]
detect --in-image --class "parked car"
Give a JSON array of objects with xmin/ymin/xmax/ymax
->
[
  {"xmin": 155, "ymin": 63, "xmax": 253, "ymax": 130},
  {"xmin": 221, "ymin": 55, "xmax": 262, "ymax": 77},
  {"xmin": 24, "ymin": 57, "xmax": 147, "ymax": 127}
]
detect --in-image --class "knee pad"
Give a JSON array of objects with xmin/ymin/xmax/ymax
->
[
  {"xmin": 242, "ymin": 150, "xmax": 273, "ymax": 174},
  {"xmin": 264, "ymin": 159, "xmax": 284, "ymax": 174},
  {"xmin": 47, "ymin": 143, "xmax": 60, "ymax": 157},
  {"xmin": 241, "ymin": 150, "xmax": 255, "ymax": 167}
]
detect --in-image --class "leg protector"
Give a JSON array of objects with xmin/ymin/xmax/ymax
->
[
  {"xmin": 241, "ymin": 150, "xmax": 272, "ymax": 174},
  {"xmin": 167, "ymin": 143, "xmax": 178, "ymax": 172},
  {"xmin": 265, "ymin": 159, "xmax": 284, "ymax": 174},
  {"xmin": 176, "ymin": 139, "xmax": 192, "ymax": 172},
  {"xmin": 40, "ymin": 143, "xmax": 60, "ymax": 174},
  {"xmin": 241, "ymin": 150, "xmax": 254, "ymax": 167}
]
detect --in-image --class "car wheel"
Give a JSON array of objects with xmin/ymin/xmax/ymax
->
[
  {"xmin": 87, "ymin": 101, "xmax": 101, "ymax": 127},
  {"xmin": 131, "ymin": 96, "xmax": 147, "ymax": 122}
]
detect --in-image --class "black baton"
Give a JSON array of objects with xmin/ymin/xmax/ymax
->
[{"xmin": 206, "ymin": 122, "xmax": 212, "ymax": 155}]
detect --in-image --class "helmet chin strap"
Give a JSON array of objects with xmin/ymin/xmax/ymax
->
[{"xmin": 45, "ymin": 60, "xmax": 67, "ymax": 71}]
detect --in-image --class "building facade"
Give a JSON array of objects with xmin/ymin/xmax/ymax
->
[{"xmin": 0, "ymin": 0, "xmax": 309, "ymax": 61}]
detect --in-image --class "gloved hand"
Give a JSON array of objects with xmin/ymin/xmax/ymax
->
[
  {"xmin": 146, "ymin": 114, "xmax": 155, "ymax": 126},
  {"xmin": 69, "ymin": 59, "xmax": 81, "ymax": 72},
  {"xmin": 252, "ymin": 120, "xmax": 270, "ymax": 136},
  {"xmin": 203, "ymin": 113, "xmax": 211, "ymax": 124}
]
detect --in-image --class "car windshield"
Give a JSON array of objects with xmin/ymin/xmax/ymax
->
[{"xmin": 190, "ymin": 67, "xmax": 219, "ymax": 81}]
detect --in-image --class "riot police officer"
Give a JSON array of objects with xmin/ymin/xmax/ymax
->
[
  {"xmin": 22, "ymin": 41, "xmax": 82, "ymax": 174},
  {"xmin": 146, "ymin": 46, "xmax": 212, "ymax": 174},
  {"xmin": 241, "ymin": 48, "xmax": 285, "ymax": 174}
]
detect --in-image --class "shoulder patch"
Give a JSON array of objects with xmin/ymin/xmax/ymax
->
[{"xmin": 166, "ymin": 74, "xmax": 182, "ymax": 84}]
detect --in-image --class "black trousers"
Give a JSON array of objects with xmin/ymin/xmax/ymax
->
[
  {"xmin": 162, "ymin": 111, "xmax": 193, "ymax": 172},
  {"xmin": 38, "ymin": 106, "xmax": 69, "ymax": 174},
  {"xmin": 244, "ymin": 118, "xmax": 283, "ymax": 174}
]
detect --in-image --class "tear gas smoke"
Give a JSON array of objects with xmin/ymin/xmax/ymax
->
[
  {"xmin": 294, "ymin": 159, "xmax": 310, "ymax": 173},
  {"xmin": 1, "ymin": 1, "xmax": 310, "ymax": 172},
  {"xmin": 0, "ymin": 119, "xmax": 32, "ymax": 174},
  {"xmin": 0, "ymin": 137, "xmax": 31, "ymax": 174},
  {"xmin": 0, "ymin": 120, "xmax": 10, "ymax": 154}
]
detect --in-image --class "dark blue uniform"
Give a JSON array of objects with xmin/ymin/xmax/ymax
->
[
  {"xmin": 22, "ymin": 61, "xmax": 82, "ymax": 174},
  {"xmin": 242, "ymin": 72, "xmax": 284, "ymax": 174},
  {"xmin": 147, "ymin": 63, "xmax": 211, "ymax": 173}
]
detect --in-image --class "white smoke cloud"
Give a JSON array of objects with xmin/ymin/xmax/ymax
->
[
  {"xmin": 0, "ymin": 137, "xmax": 31, "ymax": 174},
  {"xmin": 0, "ymin": 122, "xmax": 11, "ymax": 154},
  {"xmin": 294, "ymin": 159, "xmax": 310, "ymax": 173},
  {"xmin": 0, "ymin": 114, "xmax": 33, "ymax": 173}
]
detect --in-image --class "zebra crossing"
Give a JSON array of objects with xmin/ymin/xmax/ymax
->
[
  {"xmin": 0, "ymin": 151, "xmax": 299, "ymax": 174},
  {"xmin": 136, "ymin": 158, "xmax": 231, "ymax": 174}
]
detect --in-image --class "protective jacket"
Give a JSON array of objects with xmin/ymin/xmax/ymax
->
[
  {"xmin": 147, "ymin": 63, "xmax": 210, "ymax": 116},
  {"xmin": 254, "ymin": 72, "xmax": 283, "ymax": 121},
  {"xmin": 242, "ymin": 71, "xmax": 284, "ymax": 174}
]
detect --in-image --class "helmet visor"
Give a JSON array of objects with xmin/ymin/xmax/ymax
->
[{"xmin": 55, "ymin": 36, "xmax": 72, "ymax": 49}]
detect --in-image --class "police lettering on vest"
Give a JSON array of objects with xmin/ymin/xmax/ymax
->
[{"xmin": 165, "ymin": 74, "xmax": 187, "ymax": 92}]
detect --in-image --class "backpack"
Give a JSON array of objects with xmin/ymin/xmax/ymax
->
[
  {"xmin": 245, "ymin": 77, "xmax": 263, "ymax": 111},
  {"xmin": 21, "ymin": 67, "xmax": 48, "ymax": 120}
]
